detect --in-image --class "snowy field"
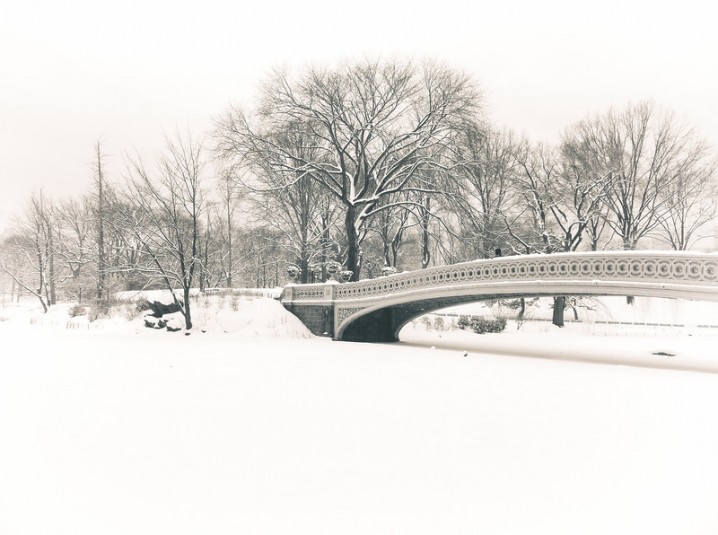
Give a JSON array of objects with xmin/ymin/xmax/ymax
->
[{"xmin": 1, "ymin": 295, "xmax": 718, "ymax": 534}]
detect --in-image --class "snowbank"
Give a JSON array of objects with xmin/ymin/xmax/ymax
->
[{"xmin": 0, "ymin": 295, "xmax": 313, "ymax": 339}]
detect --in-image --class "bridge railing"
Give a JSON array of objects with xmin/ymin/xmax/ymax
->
[{"xmin": 281, "ymin": 251, "xmax": 718, "ymax": 305}]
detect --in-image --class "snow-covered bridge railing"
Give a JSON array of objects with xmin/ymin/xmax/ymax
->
[{"xmin": 280, "ymin": 251, "xmax": 718, "ymax": 342}]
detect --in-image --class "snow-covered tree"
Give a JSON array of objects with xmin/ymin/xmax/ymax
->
[
  {"xmin": 216, "ymin": 58, "xmax": 481, "ymax": 280},
  {"xmin": 505, "ymin": 141, "xmax": 613, "ymax": 325},
  {"xmin": 56, "ymin": 196, "xmax": 94, "ymax": 302},
  {"xmin": 0, "ymin": 192, "xmax": 58, "ymax": 311},
  {"xmin": 564, "ymin": 101, "xmax": 714, "ymax": 252},
  {"xmin": 236, "ymin": 121, "xmax": 342, "ymax": 283},
  {"xmin": 118, "ymin": 133, "xmax": 207, "ymax": 329},
  {"xmin": 449, "ymin": 125, "xmax": 521, "ymax": 259},
  {"xmin": 655, "ymin": 142, "xmax": 716, "ymax": 250}
]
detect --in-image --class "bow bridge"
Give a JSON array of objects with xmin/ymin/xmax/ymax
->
[{"xmin": 280, "ymin": 251, "xmax": 718, "ymax": 342}]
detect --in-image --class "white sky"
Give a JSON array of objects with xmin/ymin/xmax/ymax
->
[{"xmin": 1, "ymin": 0, "xmax": 716, "ymax": 231}]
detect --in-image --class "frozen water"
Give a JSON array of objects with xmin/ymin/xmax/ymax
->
[{"xmin": 1, "ymin": 296, "xmax": 717, "ymax": 534}]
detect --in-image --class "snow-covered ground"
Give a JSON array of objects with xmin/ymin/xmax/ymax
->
[{"xmin": 1, "ymin": 295, "xmax": 718, "ymax": 534}]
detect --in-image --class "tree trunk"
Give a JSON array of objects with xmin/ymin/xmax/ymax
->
[
  {"xmin": 552, "ymin": 296, "xmax": 565, "ymax": 327},
  {"xmin": 383, "ymin": 242, "xmax": 392, "ymax": 268},
  {"xmin": 182, "ymin": 287, "xmax": 192, "ymax": 329},
  {"xmin": 226, "ymin": 197, "xmax": 233, "ymax": 288},
  {"xmin": 320, "ymin": 214, "xmax": 332, "ymax": 282},
  {"xmin": 96, "ymin": 144, "xmax": 106, "ymax": 302},
  {"xmin": 420, "ymin": 196, "xmax": 431, "ymax": 269},
  {"xmin": 48, "ymin": 230, "xmax": 56, "ymax": 305},
  {"xmin": 299, "ymin": 257, "xmax": 309, "ymax": 284},
  {"xmin": 345, "ymin": 205, "xmax": 360, "ymax": 281},
  {"xmin": 623, "ymin": 239, "xmax": 635, "ymax": 305},
  {"xmin": 37, "ymin": 293, "xmax": 48, "ymax": 313},
  {"xmin": 390, "ymin": 238, "xmax": 401, "ymax": 270},
  {"xmin": 198, "ymin": 257, "xmax": 206, "ymax": 292}
]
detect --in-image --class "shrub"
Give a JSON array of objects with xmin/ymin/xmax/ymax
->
[
  {"xmin": 458, "ymin": 315, "xmax": 506, "ymax": 334},
  {"xmin": 86, "ymin": 297, "xmax": 143, "ymax": 322},
  {"xmin": 68, "ymin": 304, "xmax": 89, "ymax": 317}
]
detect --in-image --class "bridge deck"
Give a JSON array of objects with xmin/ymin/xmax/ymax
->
[{"xmin": 281, "ymin": 251, "xmax": 718, "ymax": 342}]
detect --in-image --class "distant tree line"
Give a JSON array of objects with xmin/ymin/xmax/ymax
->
[{"xmin": 1, "ymin": 58, "xmax": 716, "ymax": 328}]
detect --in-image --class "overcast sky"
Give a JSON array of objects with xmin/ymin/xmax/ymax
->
[{"xmin": 1, "ymin": 0, "xmax": 716, "ymax": 231}]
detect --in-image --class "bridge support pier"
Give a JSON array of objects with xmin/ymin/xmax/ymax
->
[{"xmin": 286, "ymin": 304, "xmax": 334, "ymax": 337}]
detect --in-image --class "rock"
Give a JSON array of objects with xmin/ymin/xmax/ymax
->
[
  {"xmin": 144, "ymin": 316, "xmax": 160, "ymax": 329},
  {"xmin": 145, "ymin": 299, "xmax": 183, "ymax": 317},
  {"xmin": 164, "ymin": 315, "xmax": 184, "ymax": 332}
]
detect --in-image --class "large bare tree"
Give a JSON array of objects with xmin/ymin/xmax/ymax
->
[
  {"xmin": 564, "ymin": 101, "xmax": 713, "ymax": 251},
  {"xmin": 216, "ymin": 59, "xmax": 481, "ymax": 280}
]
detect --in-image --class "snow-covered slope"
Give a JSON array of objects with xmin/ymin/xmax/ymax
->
[{"xmin": 0, "ymin": 293, "xmax": 312, "ymax": 338}]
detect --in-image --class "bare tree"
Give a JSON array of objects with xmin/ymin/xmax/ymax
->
[
  {"xmin": 118, "ymin": 133, "xmax": 207, "ymax": 329},
  {"xmin": 506, "ymin": 142, "xmax": 612, "ymax": 325},
  {"xmin": 56, "ymin": 196, "xmax": 94, "ymax": 301},
  {"xmin": 235, "ymin": 226, "xmax": 286, "ymax": 287},
  {"xmin": 216, "ymin": 168, "xmax": 242, "ymax": 287},
  {"xmin": 367, "ymin": 191, "xmax": 415, "ymax": 269},
  {"xmin": 409, "ymin": 166, "xmax": 463, "ymax": 268},
  {"xmin": 103, "ymin": 195, "xmax": 146, "ymax": 291},
  {"xmin": 450, "ymin": 125, "xmax": 521, "ymax": 258},
  {"xmin": 655, "ymin": 142, "xmax": 716, "ymax": 250},
  {"xmin": 554, "ymin": 144, "xmax": 615, "ymax": 253},
  {"xmin": 416, "ymin": 191, "xmax": 433, "ymax": 268},
  {"xmin": 92, "ymin": 141, "xmax": 109, "ymax": 300},
  {"xmin": 238, "ymin": 121, "xmax": 341, "ymax": 283},
  {"xmin": 0, "ymin": 192, "xmax": 58, "ymax": 311},
  {"xmin": 216, "ymin": 59, "xmax": 481, "ymax": 280},
  {"xmin": 565, "ymin": 102, "xmax": 713, "ymax": 252}
]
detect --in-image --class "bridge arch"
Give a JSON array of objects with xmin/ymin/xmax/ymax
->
[
  {"xmin": 281, "ymin": 252, "xmax": 718, "ymax": 343},
  {"xmin": 336, "ymin": 283, "xmax": 716, "ymax": 342}
]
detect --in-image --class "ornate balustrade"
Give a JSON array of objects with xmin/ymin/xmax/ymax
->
[{"xmin": 281, "ymin": 251, "xmax": 718, "ymax": 341}]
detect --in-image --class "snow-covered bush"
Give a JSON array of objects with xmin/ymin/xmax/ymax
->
[
  {"xmin": 88, "ymin": 297, "xmax": 144, "ymax": 322},
  {"xmin": 458, "ymin": 315, "xmax": 506, "ymax": 334},
  {"xmin": 68, "ymin": 304, "xmax": 89, "ymax": 317}
]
